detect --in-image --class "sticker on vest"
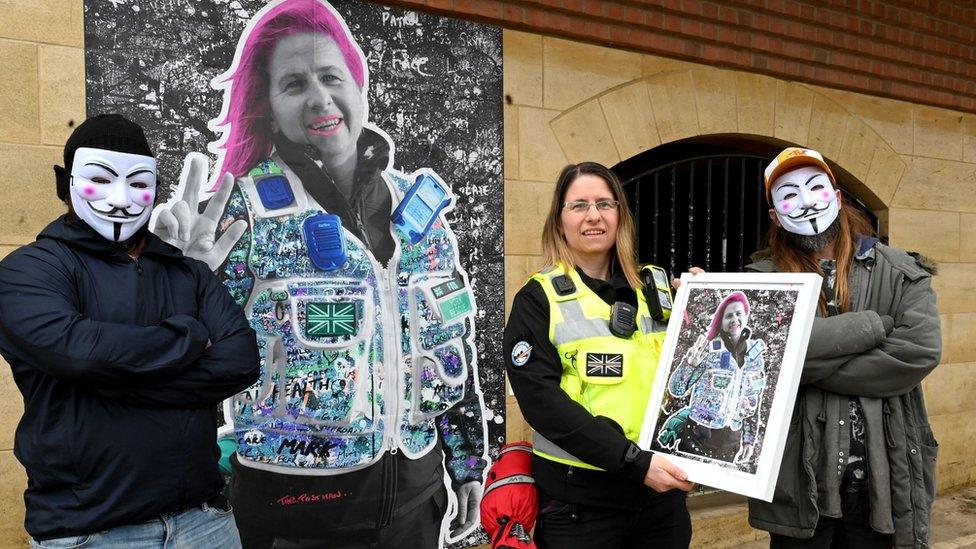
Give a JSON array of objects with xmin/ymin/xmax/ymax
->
[
  {"xmin": 305, "ymin": 301, "xmax": 358, "ymax": 337},
  {"xmin": 511, "ymin": 341, "xmax": 532, "ymax": 367},
  {"xmin": 255, "ymin": 174, "xmax": 295, "ymax": 210},
  {"xmin": 585, "ymin": 353, "xmax": 624, "ymax": 377}
]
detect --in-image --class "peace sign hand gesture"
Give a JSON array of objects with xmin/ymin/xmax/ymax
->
[
  {"xmin": 683, "ymin": 334, "xmax": 709, "ymax": 366},
  {"xmin": 153, "ymin": 153, "xmax": 248, "ymax": 272}
]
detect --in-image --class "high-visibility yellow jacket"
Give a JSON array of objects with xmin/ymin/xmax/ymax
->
[{"xmin": 530, "ymin": 264, "xmax": 665, "ymax": 470}]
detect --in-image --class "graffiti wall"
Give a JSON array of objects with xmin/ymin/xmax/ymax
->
[{"xmin": 84, "ymin": 1, "xmax": 503, "ymax": 546}]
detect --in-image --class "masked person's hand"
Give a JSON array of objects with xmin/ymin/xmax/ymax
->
[{"xmin": 153, "ymin": 152, "xmax": 246, "ymax": 271}]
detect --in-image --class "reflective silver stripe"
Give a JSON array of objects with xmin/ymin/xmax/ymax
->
[
  {"xmin": 640, "ymin": 315, "xmax": 654, "ymax": 334},
  {"xmin": 483, "ymin": 474, "xmax": 535, "ymax": 497},
  {"xmin": 553, "ymin": 299, "xmax": 611, "ymax": 345},
  {"xmin": 533, "ymin": 432, "xmax": 586, "ymax": 464}
]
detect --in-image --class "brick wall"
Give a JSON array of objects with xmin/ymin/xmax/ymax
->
[{"xmin": 380, "ymin": 0, "xmax": 976, "ymax": 114}]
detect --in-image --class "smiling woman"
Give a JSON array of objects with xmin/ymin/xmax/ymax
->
[{"xmin": 503, "ymin": 162, "xmax": 694, "ymax": 549}]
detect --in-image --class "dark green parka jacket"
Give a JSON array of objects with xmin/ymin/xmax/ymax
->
[{"xmin": 746, "ymin": 238, "xmax": 941, "ymax": 548}]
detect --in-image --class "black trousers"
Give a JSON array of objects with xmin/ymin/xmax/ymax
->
[
  {"xmin": 677, "ymin": 424, "xmax": 741, "ymax": 464},
  {"xmin": 769, "ymin": 489, "xmax": 893, "ymax": 549},
  {"xmin": 238, "ymin": 488, "xmax": 446, "ymax": 549},
  {"xmin": 535, "ymin": 489, "xmax": 691, "ymax": 549}
]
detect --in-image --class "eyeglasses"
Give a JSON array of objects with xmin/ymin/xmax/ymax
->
[{"xmin": 562, "ymin": 200, "xmax": 620, "ymax": 214}]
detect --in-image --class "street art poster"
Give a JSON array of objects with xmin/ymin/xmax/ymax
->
[
  {"xmin": 84, "ymin": 0, "xmax": 503, "ymax": 546},
  {"xmin": 638, "ymin": 272, "xmax": 820, "ymax": 501}
]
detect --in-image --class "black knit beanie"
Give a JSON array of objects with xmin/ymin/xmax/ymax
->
[{"xmin": 54, "ymin": 114, "xmax": 154, "ymax": 201}]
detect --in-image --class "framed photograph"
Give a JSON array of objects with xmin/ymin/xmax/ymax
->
[{"xmin": 637, "ymin": 272, "xmax": 822, "ymax": 502}]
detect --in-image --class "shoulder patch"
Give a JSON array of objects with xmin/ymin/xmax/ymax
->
[{"xmin": 511, "ymin": 341, "xmax": 533, "ymax": 367}]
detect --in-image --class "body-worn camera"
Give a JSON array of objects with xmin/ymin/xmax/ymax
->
[{"xmin": 641, "ymin": 264, "xmax": 673, "ymax": 322}]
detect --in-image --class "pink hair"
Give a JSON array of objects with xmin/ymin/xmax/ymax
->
[
  {"xmin": 705, "ymin": 291, "xmax": 750, "ymax": 341},
  {"xmin": 211, "ymin": 0, "xmax": 366, "ymax": 189}
]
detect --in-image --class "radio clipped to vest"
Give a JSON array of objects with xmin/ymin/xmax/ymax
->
[
  {"xmin": 302, "ymin": 213, "xmax": 348, "ymax": 271},
  {"xmin": 391, "ymin": 172, "xmax": 452, "ymax": 245},
  {"xmin": 640, "ymin": 264, "xmax": 673, "ymax": 322}
]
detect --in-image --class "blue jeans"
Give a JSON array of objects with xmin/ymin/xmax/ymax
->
[{"xmin": 29, "ymin": 504, "xmax": 241, "ymax": 549}]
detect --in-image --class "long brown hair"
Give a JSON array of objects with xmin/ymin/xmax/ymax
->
[
  {"xmin": 540, "ymin": 162, "xmax": 642, "ymax": 289},
  {"xmin": 766, "ymin": 198, "xmax": 875, "ymax": 314}
]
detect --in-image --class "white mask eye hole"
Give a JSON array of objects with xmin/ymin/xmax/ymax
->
[
  {"xmin": 90, "ymin": 176, "xmax": 112, "ymax": 184},
  {"xmin": 129, "ymin": 181, "xmax": 149, "ymax": 189},
  {"xmin": 810, "ymin": 184, "xmax": 825, "ymax": 191}
]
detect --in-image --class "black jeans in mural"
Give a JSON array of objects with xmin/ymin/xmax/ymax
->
[{"xmin": 677, "ymin": 424, "xmax": 741, "ymax": 464}]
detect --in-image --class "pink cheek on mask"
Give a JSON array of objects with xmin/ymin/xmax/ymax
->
[
  {"xmin": 82, "ymin": 186, "xmax": 96, "ymax": 197},
  {"xmin": 142, "ymin": 192, "xmax": 152, "ymax": 203},
  {"xmin": 779, "ymin": 202, "xmax": 793, "ymax": 212},
  {"xmin": 820, "ymin": 190, "xmax": 833, "ymax": 201}
]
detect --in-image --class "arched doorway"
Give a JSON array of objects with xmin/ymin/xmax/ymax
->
[{"xmin": 614, "ymin": 136, "xmax": 880, "ymax": 276}]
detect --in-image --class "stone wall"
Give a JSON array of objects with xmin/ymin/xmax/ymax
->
[
  {"xmin": 0, "ymin": 0, "xmax": 87, "ymax": 544},
  {"xmin": 501, "ymin": 26, "xmax": 976, "ymax": 502}
]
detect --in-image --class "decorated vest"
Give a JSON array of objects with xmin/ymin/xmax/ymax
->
[
  {"xmin": 529, "ymin": 264, "xmax": 665, "ymax": 471},
  {"xmin": 675, "ymin": 336, "xmax": 766, "ymax": 435},
  {"xmin": 227, "ymin": 156, "xmax": 476, "ymax": 474}
]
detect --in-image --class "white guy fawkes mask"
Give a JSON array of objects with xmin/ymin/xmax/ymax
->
[
  {"xmin": 70, "ymin": 147, "xmax": 157, "ymax": 242},
  {"xmin": 769, "ymin": 165, "xmax": 840, "ymax": 236}
]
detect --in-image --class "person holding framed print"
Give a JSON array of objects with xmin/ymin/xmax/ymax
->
[
  {"xmin": 151, "ymin": 1, "xmax": 488, "ymax": 546},
  {"xmin": 504, "ymin": 162, "xmax": 694, "ymax": 549},
  {"xmin": 746, "ymin": 147, "xmax": 941, "ymax": 548},
  {"xmin": 657, "ymin": 290, "xmax": 768, "ymax": 466}
]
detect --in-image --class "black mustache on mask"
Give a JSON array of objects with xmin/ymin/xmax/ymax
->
[{"xmin": 88, "ymin": 203, "xmax": 145, "ymax": 218}]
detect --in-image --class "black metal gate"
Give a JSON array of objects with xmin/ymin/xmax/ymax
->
[{"xmin": 620, "ymin": 154, "xmax": 878, "ymax": 277}]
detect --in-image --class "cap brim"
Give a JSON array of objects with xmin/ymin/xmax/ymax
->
[{"xmin": 765, "ymin": 155, "xmax": 835, "ymax": 203}]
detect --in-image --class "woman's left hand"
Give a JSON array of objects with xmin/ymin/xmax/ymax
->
[{"xmin": 671, "ymin": 266, "xmax": 705, "ymax": 290}]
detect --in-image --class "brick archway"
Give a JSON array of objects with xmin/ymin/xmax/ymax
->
[{"xmin": 548, "ymin": 67, "xmax": 906, "ymax": 210}]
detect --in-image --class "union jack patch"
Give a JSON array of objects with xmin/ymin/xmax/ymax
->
[
  {"xmin": 585, "ymin": 353, "xmax": 624, "ymax": 377},
  {"xmin": 305, "ymin": 302, "xmax": 358, "ymax": 337}
]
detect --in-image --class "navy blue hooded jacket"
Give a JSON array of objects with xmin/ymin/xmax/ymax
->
[{"xmin": 0, "ymin": 215, "xmax": 259, "ymax": 540}]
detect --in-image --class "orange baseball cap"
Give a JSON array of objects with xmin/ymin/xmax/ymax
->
[{"xmin": 763, "ymin": 147, "xmax": 836, "ymax": 204}]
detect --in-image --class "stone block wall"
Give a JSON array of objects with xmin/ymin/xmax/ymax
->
[
  {"xmin": 501, "ymin": 28, "xmax": 976, "ymax": 505},
  {"xmin": 0, "ymin": 0, "xmax": 87, "ymax": 544}
]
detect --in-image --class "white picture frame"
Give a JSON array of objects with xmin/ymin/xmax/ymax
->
[{"xmin": 637, "ymin": 272, "xmax": 822, "ymax": 502}]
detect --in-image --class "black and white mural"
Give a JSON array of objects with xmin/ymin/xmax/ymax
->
[{"xmin": 85, "ymin": 1, "xmax": 502, "ymax": 546}]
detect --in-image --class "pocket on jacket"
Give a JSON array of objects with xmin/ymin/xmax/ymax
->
[
  {"xmin": 30, "ymin": 534, "xmax": 96, "ymax": 549},
  {"xmin": 771, "ymin": 408, "xmax": 803, "ymax": 505},
  {"xmin": 920, "ymin": 433, "xmax": 939, "ymax": 507}
]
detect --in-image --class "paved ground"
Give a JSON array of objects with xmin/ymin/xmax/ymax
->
[{"xmin": 736, "ymin": 485, "xmax": 976, "ymax": 549}]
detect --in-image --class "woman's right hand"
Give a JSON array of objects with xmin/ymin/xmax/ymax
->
[
  {"xmin": 153, "ymin": 153, "xmax": 247, "ymax": 271},
  {"xmin": 644, "ymin": 454, "xmax": 694, "ymax": 492}
]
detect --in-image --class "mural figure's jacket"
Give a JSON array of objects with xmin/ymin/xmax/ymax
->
[
  {"xmin": 218, "ymin": 129, "xmax": 486, "ymax": 508},
  {"xmin": 668, "ymin": 334, "xmax": 766, "ymax": 443}
]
